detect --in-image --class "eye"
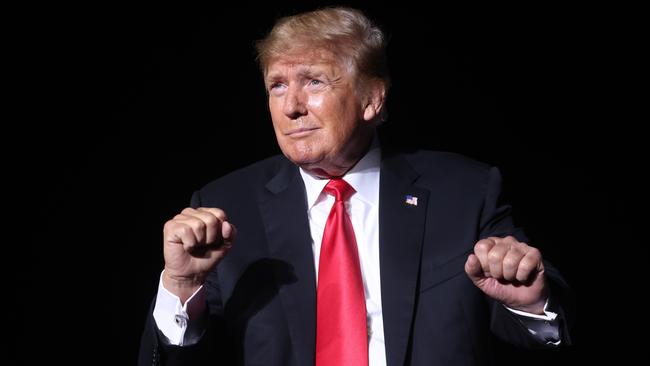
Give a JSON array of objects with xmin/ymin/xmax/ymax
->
[
  {"xmin": 309, "ymin": 79, "xmax": 323, "ymax": 86},
  {"xmin": 268, "ymin": 82, "xmax": 286, "ymax": 93}
]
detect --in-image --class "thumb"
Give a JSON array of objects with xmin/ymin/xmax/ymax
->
[{"xmin": 464, "ymin": 254, "xmax": 484, "ymax": 283}]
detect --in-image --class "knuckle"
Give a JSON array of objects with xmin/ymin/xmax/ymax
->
[
  {"xmin": 485, "ymin": 237, "xmax": 498, "ymax": 245},
  {"xmin": 190, "ymin": 219, "xmax": 206, "ymax": 233},
  {"xmin": 181, "ymin": 207, "xmax": 195, "ymax": 215},
  {"xmin": 519, "ymin": 259, "xmax": 536, "ymax": 272},
  {"xmin": 475, "ymin": 241, "xmax": 490, "ymax": 252},
  {"xmin": 502, "ymin": 257, "xmax": 518, "ymax": 269},
  {"xmin": 179, "ymin": 225, "xmax": 192, "ymax": 236},
  {"xmin": 495, "ymin": 242, "xmax": 509, "ymax": 252},
  {"xmin": 489, "ymin": 237, "xmax": 503, "ymax": 246},
  {"xmin": 199, "ymin": 207, "xmax": 228, "ymax": 221},
  {"xmin": 528, "ymin": 247, "xmax": 541, "ymax": 258},
  {"xmin": 163, "ymin": 220, "xmax": 174, "ymax": 231},
  {"xmin": 213, "ymin": 208, "xmax": 228, "ymax": 221},
  {"xmin": 487, "ymin": 250, "xmax": 502, "ymax": 262},
  {"xmin": 203, "ymin": 214, "xmax": 219, "ymax": 228}
]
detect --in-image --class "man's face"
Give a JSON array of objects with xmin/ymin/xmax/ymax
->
[{"xmin": 265, "ymin": 50, "xmax": 374, "ymax": 178}]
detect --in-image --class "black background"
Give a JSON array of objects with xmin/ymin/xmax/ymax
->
[{"xmin": 16, "ymin": 2, "xmax": 639, "ymax": 365}]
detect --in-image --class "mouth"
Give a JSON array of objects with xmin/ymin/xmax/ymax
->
[{"xmin": 284, "ymin": 127, "xmax": 320, "ymax": 138}]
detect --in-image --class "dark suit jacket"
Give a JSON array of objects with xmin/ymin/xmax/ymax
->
[{"xmin": 139, "ymin": 150, "xmax": 573, "ymax": 366}]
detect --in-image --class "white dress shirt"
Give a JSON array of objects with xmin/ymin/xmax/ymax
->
[
  {"xmin": 153, "ymin": 139, "xmax": 561, "ymax": 362},
  {"xmin": 299, "ymin": 139, "xmax": 385, "ymax": 366}
]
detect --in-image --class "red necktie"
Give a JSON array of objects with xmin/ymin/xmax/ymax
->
[{"xmin": 316, "ymin": 179, "xmax": 368, "ymax": 366}]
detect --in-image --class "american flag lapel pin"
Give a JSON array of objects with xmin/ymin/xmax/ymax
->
[{"xmin": 405, "ymin": 195, "xmax": 418, "ymax": 206}]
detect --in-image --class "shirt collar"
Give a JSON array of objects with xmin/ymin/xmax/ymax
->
[{"xmin": 299, "ymin": 135, "xmax": 381, "ymax": 209}]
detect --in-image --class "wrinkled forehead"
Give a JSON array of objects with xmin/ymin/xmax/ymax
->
[{"xmin": 264, "ymin": 47, "xmax": 353, "ymax": 77}]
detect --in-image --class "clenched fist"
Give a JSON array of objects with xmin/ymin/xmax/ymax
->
[
  {"xmin": 464, "ymin": 236, "xmax": 547, "ymax": 314},
  {"xmin": 162, "ymin": 207, "xmax": 236, "ymax": 303}
]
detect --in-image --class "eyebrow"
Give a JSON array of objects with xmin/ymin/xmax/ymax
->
[{"xmin": 266, "ymin": 66, "xmax": 328, "ymax": 83}]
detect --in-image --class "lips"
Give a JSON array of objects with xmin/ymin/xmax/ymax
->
[{"xmin": 284, "ymin": 127, "xmax": 320, "ymax": 137}]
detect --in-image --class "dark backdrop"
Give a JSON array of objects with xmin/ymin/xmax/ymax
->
[{"xmin": 17, "ymin": 2, "xmax": 638, "ymax": 365}]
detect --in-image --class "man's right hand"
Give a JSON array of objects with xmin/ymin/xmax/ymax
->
[{"xmin": 162, "ymin": 207, "xmax": 236, "ymax": 303}]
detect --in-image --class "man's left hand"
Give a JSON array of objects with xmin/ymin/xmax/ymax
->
[{"xmin": 464, "ymin": 236, "xmax": 547, "ymax": 314}]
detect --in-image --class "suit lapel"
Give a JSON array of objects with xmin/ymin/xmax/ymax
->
[
  {"xmin": 379, "ymin": 153, "xmax": 429, "ymax": 366},
  {"xmin": 259, "ymin": 160, "xmax": 316, "ymax": 366}
]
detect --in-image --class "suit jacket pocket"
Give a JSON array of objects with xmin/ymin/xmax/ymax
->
[{"xmin": 419, "ymin": 250, "xmax": 471, "ymax": 292}]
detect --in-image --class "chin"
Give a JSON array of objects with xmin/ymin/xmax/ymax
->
[
  {"xmin": 285, "ymin": 152, "xmax": 320, "ymax": 167},
  {"xmin": 281, "ymin": 142, "xmax": 321, "ymax": 166},
  {"xmin": 284, "ymin": 149, "xmax": 341, "ymax": 178}
]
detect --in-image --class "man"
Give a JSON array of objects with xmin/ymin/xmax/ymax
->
[{"xmin": 139, "ymin": 7, "xmax": 572, "ymax": 366}]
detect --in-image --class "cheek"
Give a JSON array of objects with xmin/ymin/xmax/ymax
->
[
  {"xmin": 269, "ymin": 101, "xmax": 283, "ymax": 126},
  {"xmin": 306, "ymin": 93, "xmax": 324, "ymax": 110},
  {"xmin": 330, "ymin": 105, "xmax": 359, "ymax": 142}
]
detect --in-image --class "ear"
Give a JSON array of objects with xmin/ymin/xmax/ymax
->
[{"xmin": 362, "ymin": 79, "xmax": 386, "ymax": 122}]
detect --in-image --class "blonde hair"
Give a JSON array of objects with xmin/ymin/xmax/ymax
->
[{"xmin": 255, "ymin": 7, "xmax": 390, "ymax": 90}]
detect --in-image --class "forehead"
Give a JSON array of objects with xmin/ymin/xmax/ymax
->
[{"xmin": 265, "ymin": 48, "xmax": 350, "ymax": 76}]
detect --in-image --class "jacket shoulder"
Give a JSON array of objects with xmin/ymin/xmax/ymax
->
[
  {"xmin": 403, "ymin": 150, "xmax": 492, "ymax": 179},
  {"xmin": 197, "ymin": 154, "xmax": 289, "ymax": 201}
]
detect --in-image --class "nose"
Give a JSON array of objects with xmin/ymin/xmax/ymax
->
[{"xmin": 282, "ymin": 84, "xmax": 308, "ymax": 119}]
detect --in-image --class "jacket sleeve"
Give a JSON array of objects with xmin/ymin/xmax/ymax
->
[{"xmin": 478, "ymin": 167, "xmax": 575, "ymax": 348}]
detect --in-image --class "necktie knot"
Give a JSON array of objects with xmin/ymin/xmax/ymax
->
[{"xmin": 324, "ymin": 178, "xmax": 355, "ymax": 202}]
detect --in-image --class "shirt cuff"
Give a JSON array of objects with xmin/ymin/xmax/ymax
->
[
  {"xmin": 152, "ymin": 270, "xmax": 207, "ymax": 346},
  {"xmin": 504, "ymin": 299, "xmax": 561, "ymax": 345},
  {"xmin": 505, "ymin": 299, "xmax": 557, "ymax": 321}
]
